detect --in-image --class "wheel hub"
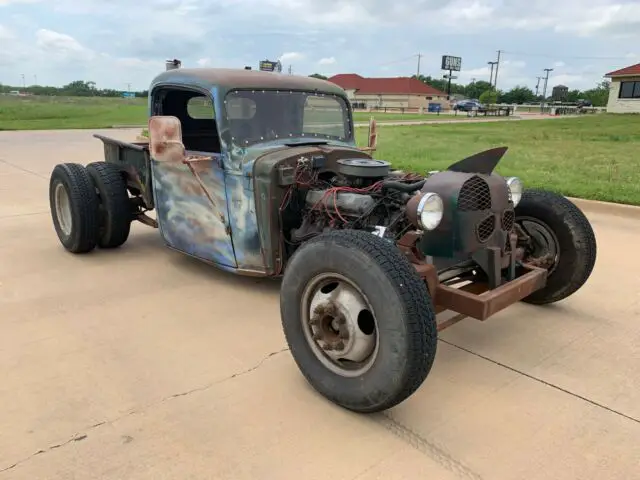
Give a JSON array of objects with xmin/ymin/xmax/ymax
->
[
  {"xmin": 54, "ymin": 182, "xmax": 73, "ymax": 236},
  {"xmin": 518, "ymin": 218, "xmax": 560, "ymax": 272},
  {"xmin": 310, "ymin": 303, "xmax": 348, "ymax": 351},
  {"xmin": 302, "ymin": 274, "xmax": 378, "ymax": 377}
]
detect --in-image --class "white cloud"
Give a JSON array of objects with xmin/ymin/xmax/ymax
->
[
  {"xmin": 0, "ymin": 0, "xmax": 637, "ymax": 90},
  {"xmin": 279, "ymin": 51, "xmax": 304, "ymax": 63},
  {"xmin": 0, "ymin": 0, "xmax": 40, "ymax": 5},
  {"xmin": 0, "ymin": 24, "xmax": 14, "ymax": 40},
  {"xmin": 36, "ymin": 29, "xmax": 90, "ymax": 56},
  {"xmin": 318, "ymin": 57, "xmax": 336, "ymax": 65}
]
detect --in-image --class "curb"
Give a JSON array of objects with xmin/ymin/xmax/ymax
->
[{"xmin": 567, "ymin": 197, "xmax": 640, "ymax": 219}]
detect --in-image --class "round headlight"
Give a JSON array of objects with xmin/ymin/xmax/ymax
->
[
  {"xmin": 417, "ymin": 192, "xmax": 444, "ymax": 231},
  {"xmin": 506, "ymin": 177, "xmax": 523, "ymax": 207}
]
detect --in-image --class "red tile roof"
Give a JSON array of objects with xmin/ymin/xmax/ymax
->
[
  {"xmin": 605, "ymin": 63, "xmax": 640, "ymax": 77},
  {"xmin": 328, "ymin": 73, "xmax": 446, "ymax": 96}
]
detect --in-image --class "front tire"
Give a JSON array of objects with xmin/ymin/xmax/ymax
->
[
  {"xmin": 515, "ymin": 189, "xmax": 597, "ymax": 305},
  {"xmin": 49, "ymin": 163, "xmax": 100, "ymax": 253},
  {"xmin": 280, "ymin": 229, "xmax": 438, "ymax": 413}
]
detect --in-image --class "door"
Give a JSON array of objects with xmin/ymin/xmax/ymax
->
[{"xmin": 148, "ymin": 90, "xmax": 237, "ymax": 269}]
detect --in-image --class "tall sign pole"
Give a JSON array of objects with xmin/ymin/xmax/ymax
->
[{"xmin": 441, "ymin": 55, "xmax": 462, "ymax": 100}]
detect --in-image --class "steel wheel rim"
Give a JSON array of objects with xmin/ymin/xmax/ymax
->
[
  {"xmin": 517, "ymin": 216, "xmax": 560, "ymax": 274},
  {"xmin": 300, "ymin": 272, "xmax": 379, "ymax": 377},
  {"xmin": 54, "ymin": 182, "xmax": 73, "ymax": 237}
]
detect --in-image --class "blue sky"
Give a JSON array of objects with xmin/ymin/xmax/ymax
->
[{"xmin": 0, "ymin": 0, "xmax": 638, "ymax": 92}]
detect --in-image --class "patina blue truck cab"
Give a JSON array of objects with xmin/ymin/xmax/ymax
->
[{"xmin": 48, "ymin": 67, "xmax": 597, "ymax": 413}]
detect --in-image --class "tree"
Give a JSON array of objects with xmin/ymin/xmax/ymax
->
[
  {"xmin": 498, "ymin": 85, "xmax": 536, "ymax": 104},
  {"xmin": 309, "ymin": 73, "xmax": 328, "ymax": 80},
  {"xmin": 581, "ymin": 81, "xmax": 610, "ymax": 107},
  {"xmin": 479, "ymin": 89, "xmax": 498, "ymax": 105},
  {"xmin": 465, "ymin": 80, "xmax": 492, "ymax": 100},
  {"xmin": 413, "ymin": 75, "xmax": 466, "ymax": 95}
]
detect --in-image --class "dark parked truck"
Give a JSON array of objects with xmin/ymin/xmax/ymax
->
[{"xmin": 48, "ymin": 68, "xmax": 597, "ymax": 413}]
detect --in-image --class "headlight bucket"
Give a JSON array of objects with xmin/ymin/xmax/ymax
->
[
  {"xmin": 505, "ymin": 177, "xmax": 523, "ymax": 207},
  {"xmin": 416, "ymin": 192, "xmax": 444, "ymax": 231}
]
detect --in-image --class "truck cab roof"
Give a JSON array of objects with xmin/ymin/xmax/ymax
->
[{"xmin": 149, "ymin": 68, "xmax": 347, "ymax": 97}]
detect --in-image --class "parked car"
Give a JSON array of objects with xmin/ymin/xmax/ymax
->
[
  {"xmin": 48, "ymin": 67, "xmax": 597, "ymax": 414},
  {"xmin": 453, "ymin": 99, "xmax": 486, "ymax": 112}
]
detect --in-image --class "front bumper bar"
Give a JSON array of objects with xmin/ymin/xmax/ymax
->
[{"xmin": 415, "ymin": 263, "xmax": 548, "ymax": 322}]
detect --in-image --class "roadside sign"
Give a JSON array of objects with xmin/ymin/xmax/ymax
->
[
  {"xmin": 259, "ymin": 60, "xmax": 283, "ymax": 73},
  {"xmin": 122, "ymin": 92, "xmax": 136, "ymax": 98},
  {"xmin": 441, "ymin": 55, "xmax": 462, "ymax": 72}
]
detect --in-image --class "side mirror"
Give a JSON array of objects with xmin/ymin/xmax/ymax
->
[{"xmin": 148, "ymin": 115, "xmax": 185, "ymax": 163}]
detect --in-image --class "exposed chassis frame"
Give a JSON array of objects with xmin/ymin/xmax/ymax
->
[{"xmin": 397, "ymin": 231, "xmax": 548, "ymax": 331}]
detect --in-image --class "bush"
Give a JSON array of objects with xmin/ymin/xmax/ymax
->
[{"xmin": 479, "ymin": 90, "xmax": 498, "ymax": 105}]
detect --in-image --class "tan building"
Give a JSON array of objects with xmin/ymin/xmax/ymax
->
[
  {"xmin": 327, "ymin": 74, "xmax": 448, "ymax": 111},
  {"xmin": 604, "ymin": 63, "xmax": 640, "ymax": 113}
]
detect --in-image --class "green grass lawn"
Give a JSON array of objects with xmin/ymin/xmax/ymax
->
[
  {"xmin": 0, "ymin": 95, "xmax": 147, "ymax": 130},
  {"xmin": 0, "ymin": 95, "xmax": 468, "ymax": 130},
  {"xmin": 356, "ymin": 114, "xmax": 640, "ymax": 205}
]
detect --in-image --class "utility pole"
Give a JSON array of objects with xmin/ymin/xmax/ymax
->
[
  {"xmin": 288, "ymin": 65, "xmax": 292, "ymax": 75},
  {"xmin": 542, "ymin": 68, "xmax": 553, "ymax": 101},
  {"xmin": 126, "ymin": 83, "xmax": 131, "ymax": 92},
  {"xmin": 33, "ymin": 74, "xmax": 37, "ymax": 86},
  {"xmin": 494, "ymin": 50, "xmax": 502, "ymax": 90},
  {"xmin": 21, "ymin": 74, "xmax": 25, "ymax": 89},
  {"xmin": 416, "ymin": 53, "xmax": 422, "ymax": 78},
  {"xmin": 535, "ymin": 76, "xmax": 541, "ymax": 97},
  {"xmin": 488, "ymin": 62, "xmax": 497, "ymax": 87}
]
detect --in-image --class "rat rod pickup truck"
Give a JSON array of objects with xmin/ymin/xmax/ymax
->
[{"xmin": 48, "ymin": 68, "xmax": 597, "ymax": 413}]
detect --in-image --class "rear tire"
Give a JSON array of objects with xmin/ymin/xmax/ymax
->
[
  {"xmin": 515, "ymin": 189, "xmax": 597, "ymax": 305},
  {"xmin": 280, "ymin": 229, "xmax": 438, "ymax": 413},
  {"xmin": 86, "ymin": 162, "xmax": 132, "ymax": 249},
  {"xmin": 49, "ymin": 163, "xmax": 100, "ymax": 253}
]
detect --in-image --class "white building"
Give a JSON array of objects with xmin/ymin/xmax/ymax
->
[{"xmin": 604, "ymin": 63, "xmax": 640, "ymax": 113}]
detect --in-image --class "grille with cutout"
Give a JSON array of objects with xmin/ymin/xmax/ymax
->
[
  {"xmin": 476, "ymin": 215, "xmax": 495, "ymax": 242},
  {"xmin": 458, "ymin": 176, "xmax": 492, "ymax": 211},
  {"xmin": 502, "ymin": 210, "xmax": 515, "ymax": 231}
]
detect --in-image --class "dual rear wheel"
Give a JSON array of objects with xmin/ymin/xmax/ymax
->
[{"xmin": 49, "ymin": 162, "xmax": 132, "ymax": 253}]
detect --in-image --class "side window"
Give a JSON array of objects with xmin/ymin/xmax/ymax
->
[
  {"xmin": 303, "ymin": 95, "xmax": 346, "ymax": 138},
  {"xmin": 187, "ymin": 95, "xmax": 215, "ymax": 119}
]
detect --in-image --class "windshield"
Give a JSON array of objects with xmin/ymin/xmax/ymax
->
[{"xmin": 223, "ymin": 89, "xmax": 351, "ymax": 147}]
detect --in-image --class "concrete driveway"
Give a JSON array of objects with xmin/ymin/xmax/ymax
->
[{"xmin": 1, "ymin": 129, "xmax": 639, "ymax": 480}]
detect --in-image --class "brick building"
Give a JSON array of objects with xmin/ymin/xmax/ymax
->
[
  {"xmin": 327, "ymin": 74, "xmax": 448, "ymax": 111},
  {"xmin": 604, "ymin": 63, "xmax": 640, "ymax": 113}
]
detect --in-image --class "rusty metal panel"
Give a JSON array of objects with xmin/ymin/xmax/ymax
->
[
  {"xmin": 149, "ymin": 116, "xmax": 185, "ymax": 164},
  {"xmin": 434, "ymin": 265, "xmax": 548, "ymax": 321},
  {"xmin": 149, "ymin": 115, "xmax": 238, "ymax": 268}
]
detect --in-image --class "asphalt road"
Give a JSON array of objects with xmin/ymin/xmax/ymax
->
[{"xmin": 1, "ymin": 129, "xmax": 639, "ymax": 480}]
